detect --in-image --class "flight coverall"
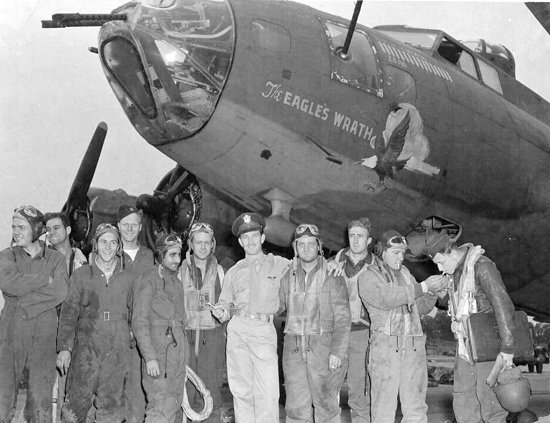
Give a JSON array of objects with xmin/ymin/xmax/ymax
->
[
  {"xmin": 279, "ymin": 257, "xmax": 351, "ymax": 423},
  {"xmin": 52, "ymin": 245, "xmax": 87, "ymax": 420},
  {"xmin": 132, "ymin": 266, "xmax": 189, "ymax": 423},
  {"xmin": 334, "ymin": 248, "xmax": 373, "ymax": 423},
  {"xmin": 0, "ymin": 244, "xmax": 68, "ymax": 423},
  {"xmin": 218, "ymin": 253, "xmax": 290, "ymax": 423},
  {"xmin": 57, "ymin": 261, "xmax": 133, "ymax": 423},
  {"xmin": 124, "ymin": 246, "xmax": 155, "ymax": 423},
  {"xmin": 359, "ymin": 258, "xmax": 436, "ymax": 423},
  {"xmin": 445, "ymin": 246, "xmax": 515, "ymax": 423},
  {"xmin": 180, "ymin": 256, "xmax": 225, "ymax": 423}
]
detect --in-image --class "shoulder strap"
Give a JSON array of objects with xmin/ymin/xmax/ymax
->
[
  {"xmin": 217, "ymin": 265, "xmax": 225, "ymax": 288},
  {"xmin": 69, "ymin": 250, "xmax": 76, "ymax": 277}
]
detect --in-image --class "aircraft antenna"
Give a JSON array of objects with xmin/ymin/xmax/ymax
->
[{"xmin": 338, "ymin": 0, "xmax": 363, "ymax": 60}]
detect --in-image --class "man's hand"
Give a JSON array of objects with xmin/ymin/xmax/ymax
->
[
  {"xmin": 211, "ymin": 305, "xmax": 225, "ymax": 321},
  {"xmin": 500, "ymin": 352, "xmax": 514, "ymax": 368},
  {"xmin": 327, "ymin": 261, "xmax": 343, "ymax": 277},
  {"xmin": 423, "ymin": 274, "xmax": 450, "ymax": 293},
  {"xmin": 146, "ymin": 359, "xmax": 160, "ymax": 377},
  {"xmin": 328, "ymin": 354, "xmax": 342, "ymax": 373},
  {"xmin": 56, "ymin": 350, "xmax": 71, "ymax": 375}
]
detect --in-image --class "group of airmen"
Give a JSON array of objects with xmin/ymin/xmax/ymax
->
[{"xmin": 0, "ymin": 204, "xmax": 518, "ymax": 423}]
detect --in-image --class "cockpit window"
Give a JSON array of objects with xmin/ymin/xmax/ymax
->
[
  {"xmin": 142, "ymin": 0, "xmax": 178, "ymax": 8},
  {"xmin": 375, "ymin": 30, "xmax": 438, "ymax": 50},
  {"xmin": 99, "ymin": 0, "xmax": 235, "ymax": 144},
  {"xmin": 252, "ymin": 20, "xmax": 291, "ymax": 54},
  {"xmin": 102, "ymin": 37, "xmax": 157, "ymax": 118},
  {"xmin": 437, "ymin": 37, "xmax": 477, "ymax": 79},
  {"xmin": 323, "ymin": 20, "xmax": 382, "ymax": 96},
  {"xmin": 478, "ymin": 60, "xmax": 503, "ymax": 94}
]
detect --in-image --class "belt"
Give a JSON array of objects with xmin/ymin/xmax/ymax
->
[
  {"xmin": 237, "ymin": 310, "xmax": 273, "ymax": 323},
  {"xmin": 150, "ymin": 319, "xmax": 186, "ymax": 327},
  {"xmin": 100, "ymin": 312, "xmax": 128, "ymax": 321}
]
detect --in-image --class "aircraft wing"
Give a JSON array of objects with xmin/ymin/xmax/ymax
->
[{"xmin": 526, "ymin": 2, "xmax": 550, "ymax": 36}]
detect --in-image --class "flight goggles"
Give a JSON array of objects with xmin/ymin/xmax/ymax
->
[
  {"xmin": 13, "ymin": 205, "xmax": 44, "ymax": 222},
  {"xmin": 14, "ymin": 205, "xmax": 40, "ymax": 217},
  {"xmin": 94, "ymin": 223, "xmax": 120, "ymax": 239},
  {"xmin": 388, "ymin": 236, "xmax": 407, "ymax": 246},
  {"xmin": 164, "ymin": 234, "xmax": 183, "ymax": 245},
  {"xmin": 189, "ymin": 222, "xmax": 214, "ymax": 235},
  {"xmin": 294, "ymin": 224, "xmax": 319, "ymax": 239},
  {"xmin": 381, "ymin": 235, "xmax": 408, "ymax": 251}
]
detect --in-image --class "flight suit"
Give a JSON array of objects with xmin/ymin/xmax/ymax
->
[
  {"xmin": 57, "ymin": 261, "xmax": 133, "ymax": 423},
  {"xmin": 0, "ymin": 244, "xmax": 68, "ymax": 423},
  {"xmin": 359, "ymin": 258, "xmax": 436, "ymax": 423},
  {"xmin": 124, "ymin": 246, "xmax": 155, "ymax": 423},
  {"xmin": 180, "ymin": 256, "xmax": 225, "ymax": 423},
  {"xmin": 52, "ymin": 246, "xmax": 87, "ymax": 421},
  {"xmin": 279, "ymin": 257, "xmax": 351, "ymax": 423},
  {"xmin": 218, "ymin": 253, "xmax": 290, "ymax": 423},
  {"xmin": 132, "ymin": 266, "xmax": 188, "ymax": 423},
  {"xmin": 334, "ymin": 248, "xmax": 373, "ymax": 423}
]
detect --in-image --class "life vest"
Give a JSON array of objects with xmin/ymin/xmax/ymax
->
[
  {"xmin": 335, "ymin": 249, "xmax": 370, "ymax": 324},
  {"xmin": 180, "ymin": 259, "xmax": 224, "ymax": 330},
  {"xmin": 285, "ymin": 257, "xmax": 327, "ymax": 335},
  {"xmin": 369, "ymin": 257, "xmax": 423, "ymax": 337}
]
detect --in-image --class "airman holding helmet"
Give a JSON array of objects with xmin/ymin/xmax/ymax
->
[{"xmin": 423, "ymin": 230, "xmax": 516, "ymax": 423}]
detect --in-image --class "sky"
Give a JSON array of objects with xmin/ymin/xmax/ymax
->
[{"xmin": 0, "ymin": 0, "xmax": 549, "ymax": 247}]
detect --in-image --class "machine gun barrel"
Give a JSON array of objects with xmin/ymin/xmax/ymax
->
[{"xmin": 42, "ymin": 13, "xmax": 127, "ymax": 28}]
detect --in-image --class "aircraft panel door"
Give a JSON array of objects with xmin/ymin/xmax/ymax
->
[{"xmin": 322, "ymin": 20, "xmax": 383, "ymax": 97}]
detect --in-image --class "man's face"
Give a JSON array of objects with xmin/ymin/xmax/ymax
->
[
  {"xmin": 12, "ymin": 217, "xmax": 33, "ymax": 248},
  {"xmin": 432, "ymin": 252, "xmax": 459, "ymax": 275},
  {"xmin": 348, "ymin": 226, "xmax": 371, "ymax": 255},
  {"xmin": 238, "ymin": 230, "xmax": 265, "ymax": 256},
  {"xmin": 46, "ymin": 217, "xmax": 69, "ymax": 247},
  {"xmin": 382, "ymin": 247, "xmax": 405, "ymax": 270},
  {"xmin": 96, "ymin": 232, "xmax": 119, "ymax": 263},
  {"xmin": 191, "ymin": 231, "xmax": 214, "ymax": 261},
  {"xmin": 118, "ymin": 213, "xmax": 141, "ymax": 244},
  {"xmin": 162, "ymin": 246, "xmax": 182, "ymax": 272},
  {"xmin": 296, "ymin": 235, "xmax": 319, "ymax": 264}
]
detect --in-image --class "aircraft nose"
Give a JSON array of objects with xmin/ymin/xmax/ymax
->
[{"xmin": 98, "ymin": 0, "xmax": 235, "ymax": 145}]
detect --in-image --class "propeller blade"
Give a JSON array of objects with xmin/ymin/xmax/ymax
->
[
  {"xmin": 166, "ymin": 165, "xmax": 190, "ymax": 197},
  {"xmin": 63, "ymin": 122, "xmax": 107, "ymax": 213}
]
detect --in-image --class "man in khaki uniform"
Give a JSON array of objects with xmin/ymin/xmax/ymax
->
[{"xmin": 212, "ymin": 213, "xmax": 290, "ymax": 423}]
